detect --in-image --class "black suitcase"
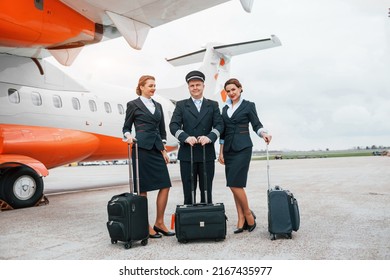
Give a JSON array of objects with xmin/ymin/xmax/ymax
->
[
  {"xmin": 175, "ymin": 145, "xmax": 227, "ymax": 243},
  {"xmin": 266, "ymin": 144, "xmax": 300, "ymax": 240},
  {"xmin": 106, "ymin": 141, "xmax": 149, "ymax": 249}
]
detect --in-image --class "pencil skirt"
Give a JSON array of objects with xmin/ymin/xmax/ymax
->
[
  {"xmin": 132, "ymin": 146, "xmax": 171, "ymax": 192},
  {"xmin": 224, "ymin": 147, "xmax": 252, "ymax": 188}
]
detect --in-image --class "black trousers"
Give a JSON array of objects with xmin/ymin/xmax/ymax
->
[{"xmin": 180, "ymin": 160, "xmax": 215, "ymax": 204}]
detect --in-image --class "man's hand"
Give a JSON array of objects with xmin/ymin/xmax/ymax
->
[
  {"xmin": 197, "ymin": 136, "xmax": 211, "ymax": 146},
  {"xmin": 185, "ymin": 136, "xmax": 198, "ymax": 146}
]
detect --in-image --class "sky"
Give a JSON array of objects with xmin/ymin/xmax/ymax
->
[{"xmin": 52, "ymin": 0, "xmax": 390, "ymax": 151}]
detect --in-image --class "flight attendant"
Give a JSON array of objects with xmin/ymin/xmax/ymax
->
[
  {"xmin": 122, "ymin": 75, "xmax": 175, "ymax": 238},
  {"xmin": 218, "ymin": 78, "xmax": 272, "ymax": 233}
]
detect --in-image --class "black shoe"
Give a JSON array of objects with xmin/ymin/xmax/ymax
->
[
  {"xmin": 247, "ymin": 210, "xmax": 257, "ymax": 232},
  {"xmin": 247, "ymin": 222, "xmax": 257, "ymax": 232},
  {"xmin": 149, "ymin": 232, "xmax": 162, "ymax": 238},
  {"xmin": 153, "ymin": 225, "xmax": 175, "ymax": 236},
  {"xmin": 234, "ymin": 228, "xmax": 244, "ymax": 234},
  {"xmin": 251, "ymin": 210, "xmax": 257, "ymax": 220},
  {"xmin": 243, "ymin": 220, "xmax": 248, "ymax": 230}
]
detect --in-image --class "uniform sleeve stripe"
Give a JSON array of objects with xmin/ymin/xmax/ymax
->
[
  {"xmin": 175, "ymin": 130, "xmax": 184, "ymax": 139},
  {"xmin": 211, "ymin": 128, "xmax": 220, "ymax": 138}
]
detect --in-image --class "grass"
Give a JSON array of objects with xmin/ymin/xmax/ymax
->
[{"xmin": 252, "ymin": 149, "xmax": 384, "ymax": 160}]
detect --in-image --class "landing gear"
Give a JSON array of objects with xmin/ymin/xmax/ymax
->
[{"xmin": 0, "ymin": 166, "xmax": 44, "ymax": 209}]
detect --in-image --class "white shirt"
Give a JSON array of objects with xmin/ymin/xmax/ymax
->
[
  {"xmin": 140, "ymin": 96, "xmax": 155, "ymax": 114},
  {"xmin": 226, "ymin": 97, "xmax": 244, "ymax": 118},
  {"xmin": 191, "ymin": 97, "xmax": 203, "ymax": 112}
]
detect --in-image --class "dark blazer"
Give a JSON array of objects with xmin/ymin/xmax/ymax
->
[
  {"xmin": 122, "ymin": 97, "xmax": 166, "ymax": 151},
  {"xmin": 221, "ymin": 100, "xmax": 263, "ymax": 152},
  {"xmin": 169, "ymin": 97, "xmax": 223, "ymax": 162}
]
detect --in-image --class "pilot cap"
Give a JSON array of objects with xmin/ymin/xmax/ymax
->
[{"xmin": 185, "ymin": 70, "xmax": 205, "ymax": 83}]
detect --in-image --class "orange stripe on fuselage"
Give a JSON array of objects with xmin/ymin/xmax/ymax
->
[{"xmin": 0, "ymin": 124, "xmax": 176, "ymax": 170}]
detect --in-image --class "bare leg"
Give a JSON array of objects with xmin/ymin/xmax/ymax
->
[
  {"xmin": 231, "ymin": 189, "xmax": 245, "ymax": 228},
  {"xmin": 153, "ymin": 188, "xmax": 170, "ymax": 232},
  {"xmin": 140, "ymin": 192, "xmax": 157, "ymax": 235},
  {"xmin": 230, "ymin": 187, "xmax": 255, "ymax": 226}
]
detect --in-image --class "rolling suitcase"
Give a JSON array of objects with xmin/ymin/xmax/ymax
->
[
  {"xmin": 266, "ymin": 144, "xmax": 300, "ymax": 240},
  {"xmin": 175, "ymin": 145, "xmax": 227, "ymax": 243},
  {"xmin": 106, "ymin": 140, "xmax": 149, "ymax": 249}
]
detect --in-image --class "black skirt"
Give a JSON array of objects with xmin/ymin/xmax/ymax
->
[
  {"xmin": 224, "ymin": 147, "xmax": 252, "ymax": 188},
  {"xmin": 132, "ymin": 146, "xmax": 171, "ymax": 192}
]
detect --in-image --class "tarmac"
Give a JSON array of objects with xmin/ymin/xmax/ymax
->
[{"xmin": 0, "ymin": 156, "xmax": 389, "ymax": 260}]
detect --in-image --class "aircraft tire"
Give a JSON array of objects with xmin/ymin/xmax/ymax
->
[{"xmin": 1, "ymin": 166, "xmax": 44, "ymax": 209}]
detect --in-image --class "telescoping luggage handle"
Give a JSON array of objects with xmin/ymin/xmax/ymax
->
[
  {"xmin": 127, "ymin": 139, "xmax": 140, "ymax": 195},
  {"xmin": 190, "ymin": 144, "xmax": 209, "ymax": 204},
  {"xmin": 266, "ymin": 144, "xmax": 271, "ymax": 191}
]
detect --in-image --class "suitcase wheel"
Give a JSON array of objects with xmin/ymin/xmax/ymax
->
[
  {"xmin": 111, "ymin": 239, "xmax": 117, "ymax": 244},
  {"xmin": 178, "ymin": 239, "xmax": 188, "ymax": 244},
  {"xmin": 124, "ymin": 242, "xmax": 132, "ymax": 249},
  {"xmin": 141, "ymin": 239, "xmax": 148, "ymax": 246},
  {"xmin": 270, "ymin": 234, "xmax": 276, "ymax": 241},
  {"xmin": 287, "ymin": 233, "xmax": 292, "ymax": 239}
]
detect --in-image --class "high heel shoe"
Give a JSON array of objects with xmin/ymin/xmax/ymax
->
[
  {"xmin": 243, "ymin": 220, "xmax": 248, "ymax": 230},
  {"xmin": 153, "ymin": 225, "xmax": 175, "ymax": 236},
  {"xmin": 247, "ymin": 210, "xmax": 257, "ymax": 232},
  {"xmin": 251, "ymin": 210, "xmax": 257, "ymax": 220},
  {"xmin": 234, "ymin": 218, "xmax": 246, "ymax": 234}
]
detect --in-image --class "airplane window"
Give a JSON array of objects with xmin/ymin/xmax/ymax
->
[
  {"xmin": 117, "ymin": 104, "xmax": 125, "ymax": 115},
  {"xmin": 8, "ymin": 88, "xmax": 20, "ymax": 104},
  {"xmin": 32, "ymin": 92, "xmax": 42, "ymax": 106},
  {"xmin": 89, "ymin": 100, "xmax": 97, "ymax": 112},
  {"xmin": 53, "ymin": 95, "xmax": 62, "ymax": 108},
  {"xmin": 72, "ymin": 97, "xmax": 81, "ymax": 110},
  {"xmin": 104, "ymin": 102, "xmax": 112, "ymax": 113}
]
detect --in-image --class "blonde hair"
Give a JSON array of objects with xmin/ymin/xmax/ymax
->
[{"xmin": 136, "ymin": 75, "xmax": 155, "ymax": 96}]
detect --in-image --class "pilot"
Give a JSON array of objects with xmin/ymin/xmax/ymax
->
[{"xmin": 169, "ymin": 70, "xmax": 223, "ymax": 205}]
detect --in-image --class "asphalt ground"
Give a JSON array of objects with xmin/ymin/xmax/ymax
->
[
  {"xmin": 0, "ymin": 156, "xmax": 389, "ymax": 278},
  {"xmin": 1, "ymin": 155, "xmax": 389, "ymax": 260}
]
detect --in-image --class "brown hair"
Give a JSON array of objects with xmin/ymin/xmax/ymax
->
[
  {"xmin": 136, "ymin": 75, "xmax": 155, "ymax": 96},
  {"xmin": 224, "ymin": 78, "xmax": 243, "ymax": 92}
]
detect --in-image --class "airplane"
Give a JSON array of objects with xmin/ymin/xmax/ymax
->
[{"xmin": 0, "ymin": 0, "xmax": 281, "ymax": 209}]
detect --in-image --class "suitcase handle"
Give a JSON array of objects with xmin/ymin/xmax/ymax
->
[
  {"xmin": 266, "ymin": 144, "xmax": 271, "ymax": 190},
  {"xmin": 190, "ymin": 144, "xmax": 208, "ymax": 204},
  {"xmin": 127, "ymin": 139, "xmax": 140, "ymax": 194}
]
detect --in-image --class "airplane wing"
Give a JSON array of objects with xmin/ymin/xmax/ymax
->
[
  {"xmin": 0, "ymin": 0, "xmax": 253, "ymax": 66},
  {"xmin": 167, "ymin": 35, "xmax": 282, "ymax": 66}
]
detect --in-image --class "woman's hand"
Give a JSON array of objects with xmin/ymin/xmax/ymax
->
[
  {"xmin": 262, "ymin": 133, "xmax": 272, "ymax": 144},
  {"xmin": 161, "ymin": 150, "xmax": 169, "ymax": 164},
  {"xmin": 218, "ymin": 154, "xmax": 225, "ymax": 165},
  {"xmin": 123, "ymin": 133, "xmax": 134, "ymax": 144}
]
